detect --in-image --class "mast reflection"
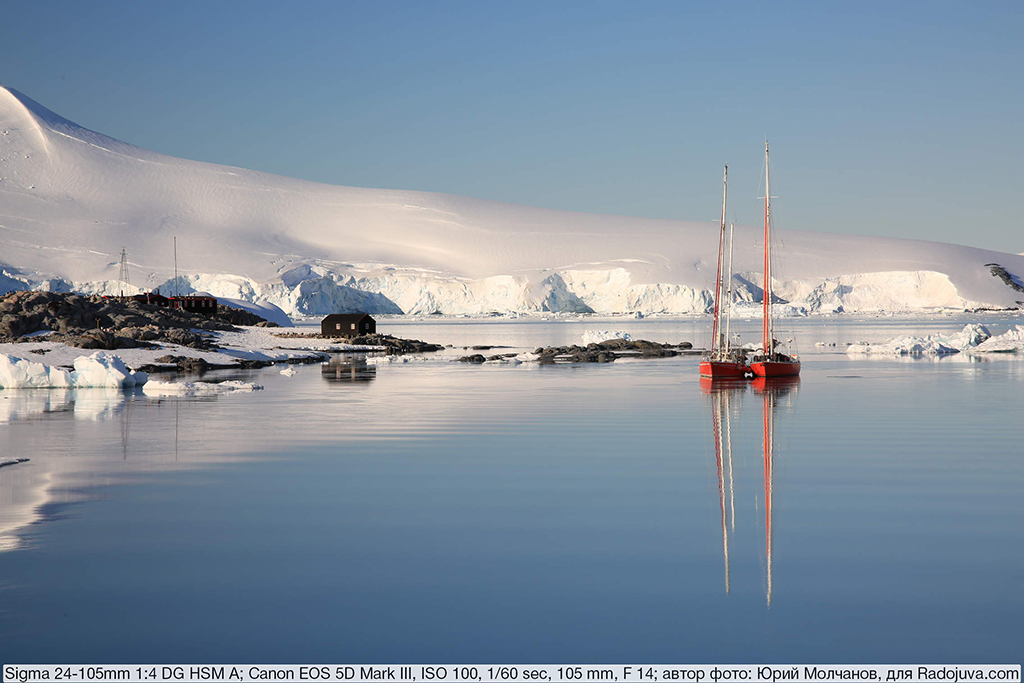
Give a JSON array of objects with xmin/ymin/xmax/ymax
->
[
  {"xmin": 700, "ymin": 377, "xmax": 746, "ymax": 594},
  {"xmin": 701, "ymin": 375, "xmax": 799, "ymax": 606},
  {"xmin": 753, "ymin": 376, "xmax": 799, "ymax": 607}
]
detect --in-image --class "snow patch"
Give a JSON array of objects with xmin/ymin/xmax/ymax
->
[{"xmin": 217, "ymin": 297, "xmax": 294, "ymax": 327}]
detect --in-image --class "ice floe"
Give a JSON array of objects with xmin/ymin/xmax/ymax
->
[
  {"xmin": 846, "ymin": 324, "xmax": 993, "ymax": 356},
  {"xmin": 0, "ymin": 351, "xmax": 147, "ymax": 389},
  {"xmin": 971, "ymin": 325, "xmax": 1024, "ymax": 354},
  {"xmin": 580, "ymin": 330, "xmax": 632, "ymax": 344},
  {"xmin": 142, "ymin": 380, "xmax": 263, "ymax": 396}
]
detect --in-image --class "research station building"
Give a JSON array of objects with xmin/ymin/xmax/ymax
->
[{"xmin": 322, "ymin": 313, "xmax": 376, "ymax": 337}]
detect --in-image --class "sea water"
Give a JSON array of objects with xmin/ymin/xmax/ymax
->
[{"xmin": 0, "ymin": 317, "xmax": 1021, "ymax": 663}]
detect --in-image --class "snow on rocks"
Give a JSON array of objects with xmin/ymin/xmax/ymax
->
[
  {"xmin": 581, "ymin": 330, "xmax": 632, "ymax": 344},
  {"xmin": 846, "ymin": 324, "xmax": 992, "ymax": 356},
  {"xmin": 142, "ymin": 380, "xmax": 263, "ymax": 396},
  {"xmin": 0, "ymin": 351, "xmax": 147, "ymax": 388}
]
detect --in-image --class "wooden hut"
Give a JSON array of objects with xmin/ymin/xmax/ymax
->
[{"xmin": 322, "ymin": 313, "xmax": 376, "ymax": 337}]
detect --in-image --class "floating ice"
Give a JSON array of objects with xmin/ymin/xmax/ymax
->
[
  {"xmin": 142, "ymin": 380, "xmax": 263, "ymax": 396},
  {"xmin": 846, "ymin": 324, "xmax": 992, "ymax": 356},
  {"xmin": 364, "ymin": 354, "xmax": 436, "ymax": 364},
  {"xmin": 73, "ymin": 351, "xmax": 148, "ymax": 388},
  {"xmin": 581, "ymin": 330, "xmax": 632, "ymax": 344},
  {"xmin": 0, "ymin": 354, "xmax": 73, "ymax": 388},
  {"xmin": 970, "ymin": 325, "xmax": 1024, "ymax": 354},
  {"xmin": 0, "ymin": 351, "xmax": 146, "ymax": 389}
]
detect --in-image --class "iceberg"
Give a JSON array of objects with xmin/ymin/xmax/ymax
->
[
  {"xmin": 0, "ymin": 351, "xmax": 147, "ymax": 389},
  {"xmin": 846, "ymin": 324, "xmax": 992, "ymax": 356},
  {"xmin": 581, "ymin": 330, "xmax": 633, "ymax": 344}
]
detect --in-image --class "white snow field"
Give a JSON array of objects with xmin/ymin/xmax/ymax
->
[{"xmin": 2, "ymin": 85, "xmax": 1023, "ymax": 317}]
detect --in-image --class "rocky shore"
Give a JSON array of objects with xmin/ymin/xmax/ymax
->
[
  {"xmin": 275, "ymin": 331, "xmax": 444, "ymax": 354},
  {"xmin": 0, "ymin": 290, "xmax": 274, "ymax": 350},
  {"xmin": 459, "ymin": 338, "xmax": 696, "ymax": 364}
]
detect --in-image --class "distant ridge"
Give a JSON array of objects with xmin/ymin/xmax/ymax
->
[{"xmin": 1, "ymin": 85, "xmax": 1022, "ymax": 315}]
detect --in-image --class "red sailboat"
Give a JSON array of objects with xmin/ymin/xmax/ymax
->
[
  {"xmin": 750, "ymin": 142, "xmax": 800, "ymax": 378},
  {"xmin": 700, "ymin": 165, "xmax": 750, "ymax": 379}
]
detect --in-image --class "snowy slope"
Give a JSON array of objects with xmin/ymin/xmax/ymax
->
[{"xmin": 2, "ymin": 85, "xmax": 1023, "ymax": 316}]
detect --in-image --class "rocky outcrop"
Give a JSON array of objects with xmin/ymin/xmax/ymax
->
[
  {"xmin": 277, "ymin": 331, "xmax": 444, "ymax": 354},
  {"xmin": 0, "ymin": 290, "xmax": 270, "ymax": 349},
  {"xmin": 987, "ymin": 264, "xmax": 1024, "ymax": 293},
  {"xmin": 531, "ymin": 338, "xmax": 694, "ymax": 364},
  {"xmin": 345, "ymin": 333, "xmax": 444, "ymax": 354}
]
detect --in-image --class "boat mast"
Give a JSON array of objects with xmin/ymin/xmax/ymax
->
[
  {"xmin": 724, "ymin": 221, "xmax": 735, "ymax": 355},
  {"xmin": 762, "ymin": 141, "xmax": 774, "ymax": 357},
  {"xmin": 710, "ymin": 165, "xmax": 729, "ymax": 357}
]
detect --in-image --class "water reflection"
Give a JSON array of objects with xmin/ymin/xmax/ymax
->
[
  {"xmin": 321, "ymin": 354, "xmax": 377, "ymax": 383},
  {"xmin": 0, "ymin": 387, "xmax": 251, "ymax": 552},
  {"xmin": 702, "ymin": 377, "xmax": 799, "ymax": 606},
  {"xmin": 0, "ymin": 387, "xmax": 137, "ymax": 424},
  {"xmin": 700, "ymin": 378, "xmax": 745, "ymax": 595}
]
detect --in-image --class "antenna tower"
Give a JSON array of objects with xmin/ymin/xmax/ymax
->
[
  {"xmin": 173, "ymin": 236, "xmax": 179, "ymax": 298},
  {"xmin": 118, "ymin": 247, "xmax": 130, "ymax": 297}
]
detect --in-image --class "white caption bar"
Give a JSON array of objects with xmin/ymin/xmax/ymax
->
[{"xmin": 2, "ymin": 665, "xmax": 1020, "ymax": 683}]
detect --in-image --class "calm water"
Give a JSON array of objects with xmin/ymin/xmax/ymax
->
[{"xmin": 0, "ymin": 317, "xmax": 1022, "ymax": 663}]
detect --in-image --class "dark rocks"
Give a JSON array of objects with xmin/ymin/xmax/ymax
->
[
  {"xmin": 987, "ymin": 264, "xmax": 1024, "ymax": 293},
  {"xmin": 533, "ymin": 339, "xmax": 693, "ymax": 364},
  {"xmin": 458, "ymin": 352, "xmax": 520, "ymax": 363},
  {"xmin": 154, "ymin": 355, "xmax": 210, "ymax": 372},
  {"xmin": 0, "ymin": 314, "xmax": 26, "ymax": 338},
  {"xmin": 74, "ymin": 329, "xmax": 116, "ymax": 349},
  {"xmin": 345, "ymin": 333, "xmax": 444, "ymax": 354},
  {"xmin": 0, "ymin": 290, "xmax": 273, "ymax": 349}
]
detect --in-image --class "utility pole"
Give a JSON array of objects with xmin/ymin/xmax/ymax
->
[{"xmin": 118, "ymin": 247, "xmax": 130, "ymax": 298}]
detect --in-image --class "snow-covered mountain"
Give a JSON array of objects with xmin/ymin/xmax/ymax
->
[{"xmin": 2, "ymin": 85, "xmax": 1022, "ymax": 317}]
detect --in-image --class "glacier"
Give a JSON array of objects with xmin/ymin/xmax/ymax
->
[{"xmin": 1, "ymin": 85, "xmax": 1023, "ymax": 318}]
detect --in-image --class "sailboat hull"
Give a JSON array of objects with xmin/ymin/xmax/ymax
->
[
  {"xmin": 750, "ymin": 360, "xmax": 801, "ymax": 378},
  {"xmin": 700, "ymin": 360, "xmax": 750, "ymax": 379}
]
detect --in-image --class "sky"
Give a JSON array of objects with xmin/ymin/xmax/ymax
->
[{"xmin": 1, "ymin": 0, "xmax": 1021, "ymax": 253}]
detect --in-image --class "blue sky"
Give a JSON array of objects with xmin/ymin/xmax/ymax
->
[{"xmin": 2, "ymin": 1, "xmax": 1021, "ymax": 252}]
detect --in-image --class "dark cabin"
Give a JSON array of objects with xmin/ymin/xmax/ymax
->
[
  {"xmin": 322, "ymin": 313, "xmax": 376, "ymax": 337},
  {"xmin": 170, "ymin": 295, "xmax": 218, "ymax": 316}
]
